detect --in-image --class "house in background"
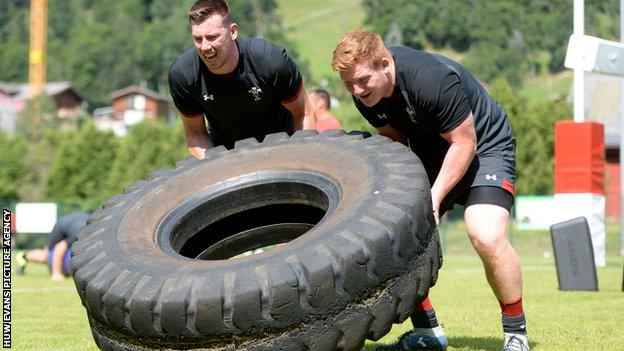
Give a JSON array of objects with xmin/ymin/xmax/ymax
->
[
  {"xmin": 0, "ymin": 82, "xmax": 85, "ymax": 134},
  {"xmin": 0, "ymin": 86, "xmax": 23, "ymax": 134},
  {"xmin": 94, "ymin": 84, "xmax": 171, "ymax": 136}
]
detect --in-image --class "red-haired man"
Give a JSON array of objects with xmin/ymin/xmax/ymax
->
[{"xmin": 332, "ymin": 29, "xmax": 528, "ymax": 351}]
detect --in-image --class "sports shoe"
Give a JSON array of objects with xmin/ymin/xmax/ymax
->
[
  {"xmin": 15, "ymin": 250, "xmax": 27, "ymax": 275},
  {"xmin": 503, "ymin": 333, "xmax": 529, "ymax": 351},
  {"xmin": 376, "ymin": 326, "xmax": 448, "ymax": 350}
]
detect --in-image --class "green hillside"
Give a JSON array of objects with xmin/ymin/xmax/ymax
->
[
  {"xmin": 275, "ymin": 0, "xmax": 373, "ymax": 132},
  {"xmin": 276, "ymin": 0, "xmax": 366, "ymax": 85},
  {"xmin": 277, "ymin": 0, "xmax": 576, "ymax": 103},
  {"xmin": 520, "ymin": 71, "xmax": 573, "ymax": 103}
]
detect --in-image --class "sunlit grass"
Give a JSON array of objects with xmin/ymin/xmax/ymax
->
[
  {"xmin": 520, "ymin": 71, "xmax": 572, "ymax": 103},
  {"xmin": 365, "ymin": 255, "xmax": 623, "ymax": 351}
]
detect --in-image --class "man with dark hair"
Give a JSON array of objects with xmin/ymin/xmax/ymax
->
[
  {"xmin": 332, "ymin": 29, "xmax": 528, "ymax": 351},
  {"xmin": 308, "ymin": 88, "xmax": 342, "ymax": 132},
  {"xmin": 15, "ymin": 211, "xmax": 90, "ymax": 281},
  {"xmin": 169, "ymin": 0, "xmax": 309, "ymax": 158}
]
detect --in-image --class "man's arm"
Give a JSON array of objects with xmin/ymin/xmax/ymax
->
[
  {"xmin": 46, "ymin": 219, "xmax": 64, "ymax": 250},
  {"xmin": 282, "ymin": 82, "xmax": 308, "ymax": 131},
  {"xmin": 50, "ymin": 240, "xmax": 68, "ymax": 281},
  {"xmin": 180, "ymin": 113, "xmax": 214, "ymax": 159},
  {"xmin": 431, "ymin": 112, "xmax": 477, "ymax": 223},
  {"xmin": 377, "ymin": 124, "xmax": 408, "ymax": 145}
]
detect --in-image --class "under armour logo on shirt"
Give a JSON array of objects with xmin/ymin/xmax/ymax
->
[
  {"xmin": 377, "ymin": 113, "xmax": 388, "ymax": 120},
  {"xmin": 416, "ymin": 337, "xmax": 426, "ymax": 347},
  {"xmin": 406, "ymin": 107, "xmax": 416, "ymax": 123},
  {"xmin": 203, "ymin": 94, "xmax": 214, "ymax": 101},
  {"xmin": 486, "ymin": 174, "xmax": 498, "ymax": 181},
  {"xmin": 249, "ymin": 86, "xmax": 262, "ymax": 101}
]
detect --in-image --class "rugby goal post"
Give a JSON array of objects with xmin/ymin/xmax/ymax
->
[{"xmin": 563, "ymin": 2, "xmax": 624, "ymax": 268}]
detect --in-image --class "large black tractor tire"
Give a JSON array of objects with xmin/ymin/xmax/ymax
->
[{"xmin": 71, "ymin": 130, "xmax": 442, "ymax": 351}]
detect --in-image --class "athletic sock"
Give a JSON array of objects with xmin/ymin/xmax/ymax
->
[
  {"xmin": 410, "ymin": 296, "xmax": 440, "ymax": 329},
  {"xmin": 500, "ymin": 297, "xmax": 527, "ymax": 334},
  {"xmin": 16, "ymin": 251, "xmax": 28, "ymax": 275}
]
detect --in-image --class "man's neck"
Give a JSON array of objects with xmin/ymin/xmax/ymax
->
[{"xmin": 207, "ymin": 42, "xmax": 240, "ymax": 76}]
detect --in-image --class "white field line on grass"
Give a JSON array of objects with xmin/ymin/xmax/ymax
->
[
  {"xmin": 441, "ymin": 265, "xmax": 554, "ymax": 275},
  {"xmin": 14, "ymin": 265, "xmax": 555, "ymax": 294},
  {"xmin": 14, "ymin": 286, "xmax": 76, "ymax": 294}
]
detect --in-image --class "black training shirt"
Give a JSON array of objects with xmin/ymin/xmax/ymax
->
[
  {"xmin": 47, "ymin": 211, "xmax": 90, "ymax": 248},
  {"xmin": 354, "ymin": 46, "xmax": 514, "ymax": 174},
  {"xmin": 169, "ymin": 37, "xmax": 303, "ymax": 148}
]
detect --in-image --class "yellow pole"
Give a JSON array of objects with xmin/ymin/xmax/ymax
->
[{"xmin": 28, "ymin": 0, "xmax": 47, "ymax": 134}]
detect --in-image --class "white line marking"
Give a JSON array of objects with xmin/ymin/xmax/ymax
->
[
  {"xmin": 14, "ymin": 287, "xmax": 76, "ymax": 294},
  {"xmin": 441, "ymin": 265, "xmax": 554, "ymax": 274}
]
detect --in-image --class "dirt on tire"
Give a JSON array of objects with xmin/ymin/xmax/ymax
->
[{"xmin": 71, "ymin": 130, "xmax": 442, "ymax": 351}]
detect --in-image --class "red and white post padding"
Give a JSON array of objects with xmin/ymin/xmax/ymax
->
[{"xmin": 554, "ymin": 121, "xmax": 606, "ymax": 267}]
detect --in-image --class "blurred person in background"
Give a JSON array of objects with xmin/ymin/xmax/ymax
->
[
  {"xmin": 16, "ymin": 211, "xmax": 90, "ymax": 281},
  {"xmin": 308, "ymin": 88, "xmax": 342, "ymax": 132}
]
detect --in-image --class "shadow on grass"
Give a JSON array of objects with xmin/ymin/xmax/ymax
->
[
  {"xmin": 364, "ymin": 337, "xmax": 500, "ymax": 351},
  {"xmin": 446, "ymin": 336, "xmax": 537, "ymax": 350},
  {"xmin": 364, "ymin": 337, "xmax": 523, "ymax": 351},
  {"xmin": 448, "ymin": 336, "xmax": 499, "ymax": 350}
]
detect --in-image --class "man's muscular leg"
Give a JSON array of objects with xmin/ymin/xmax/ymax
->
[
  {"xmin": 465, "ymin": 204, "xmax": 528, "ymax": 350},
  {"xmin": 464, "ymin": 204, "xmax": 522, "ymax": 301}
]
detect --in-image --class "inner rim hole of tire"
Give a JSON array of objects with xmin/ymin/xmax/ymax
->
[{"xmin": 168, "ymin": 180, "xmax": 332, "ymax": 260}]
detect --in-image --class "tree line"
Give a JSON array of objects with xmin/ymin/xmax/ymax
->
[
  {"xmin": 1, "ymin": 120, "xmax": 187, "ymax": 211},
  {"xmin": 2, "ymin": 0, "xmax": 617, "ymax": 99},
  {"xmin": 363, "ymin": 0, "xmax": 620, "ymax": 85},
  {"xmin": 0, "ymin": 0, "xmax": 298, "ymax": 107}
]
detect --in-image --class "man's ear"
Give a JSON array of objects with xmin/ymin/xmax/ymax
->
[
  {"xmin": 230, "ymin": 22, "xmax": 238, "ymax": 40},
  {"xmin": 381, "ymin": 57, "xmax": 390, "ymax": 72}
]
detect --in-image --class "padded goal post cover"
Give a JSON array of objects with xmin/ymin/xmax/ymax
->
[
  {"xmin": 554, "ymin": 121, "xmax": 605, "ymax": 195},
  {"xmin": 550, "ymin": 217, "xmax": 598, "ymax": 291}
]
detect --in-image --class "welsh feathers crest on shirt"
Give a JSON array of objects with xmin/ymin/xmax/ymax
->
[{"xmin": 249, "ymin": 86, "xmax": 262, "ymax": 101}]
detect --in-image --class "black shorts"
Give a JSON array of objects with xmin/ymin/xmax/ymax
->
[{"xmin": 438, "ymin": 154, "xmax": 516, "ymax": 215}]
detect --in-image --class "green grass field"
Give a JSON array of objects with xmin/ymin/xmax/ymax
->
[
  {"xmin": 10, "ymin": 221, "xmax": 624, "ymax": 351},
  {"xmin": 367, "ymin": 256, "xmax": 623, "ymax": 351}
]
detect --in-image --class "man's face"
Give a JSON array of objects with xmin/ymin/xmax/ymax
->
[
  {"xmin": 308, "ymin": 93, "xmax": 321, "ymax": 113},
  {"xmin": 339, "ymin": 60, "xmax": 392, "ymax": 107},
  {"xmin": 191, "ymin": 13, "xmax": 238, "ymax": 73}
]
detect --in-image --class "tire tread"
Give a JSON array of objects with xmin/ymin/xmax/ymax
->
[{"xmin": 71, "ymin": 133, "xmax": 442, "ymax": 351}]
